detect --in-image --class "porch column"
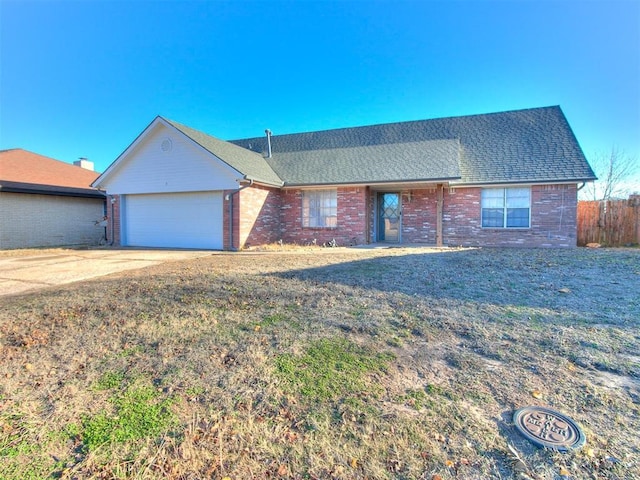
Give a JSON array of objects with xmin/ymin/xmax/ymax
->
[{"xmin": 436, "ymin": 184, "xmax": 444, "ymax": 247}]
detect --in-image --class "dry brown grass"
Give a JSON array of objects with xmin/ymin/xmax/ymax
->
[{"xmin": 1, "ymin": 246, "xmax": 638, "ymax": 479}]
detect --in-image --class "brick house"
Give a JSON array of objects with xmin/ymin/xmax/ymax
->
[
  {"xmin": 92, "ymin": 106, "xmax": 596, "ymax": 250},
  {"xmin": 0, "ymin": 149, "xmax": 106, "ymax": 249}
]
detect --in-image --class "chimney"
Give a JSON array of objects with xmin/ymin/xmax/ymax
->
[
  {"xmin": 74, "ymin": 157, "xmax": 94, "ymax": 171},
  {"xmin": 265, "ymin": 129, "xmax": 272, "ymax": 158}
]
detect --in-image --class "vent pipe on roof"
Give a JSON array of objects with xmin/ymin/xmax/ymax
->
[
  {"xmin": 74, "ymin": 157, "xmax": 94, "ymax": 171},
  {"xmin": 265, "ymin": 129, "xmax": 272, "ymax": 158}
]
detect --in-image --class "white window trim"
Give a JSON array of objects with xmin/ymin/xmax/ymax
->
[{"xmin": 481, "ymin": 187, "xmax": 531, "ymax": 229}]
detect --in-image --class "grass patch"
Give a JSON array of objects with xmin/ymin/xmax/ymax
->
[
  {"xmin": 398, "ymin": 388, "xmax": 431, "ymax": 410},
  {"xmin": 82, "ymin": 381, "xmax": 176, "ymax": 450},
  {"xmin": 0, "ymin": 417, "xmax": 40, "ymax": 459},
  {"xmin": 0, "ymin": 414, "xmax": 61, "ymax": 479},
  {"xmin": 94, "ymin": 370, "xmax": 126, "ymax": 390},
  {"xmin": 275, "ymin": 337, "xmax": 394, "ymax": 402},
  {"xmin": 261, "ymin": 312, "xmax": 288, "ymax": 326}
]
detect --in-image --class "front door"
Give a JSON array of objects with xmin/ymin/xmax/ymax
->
[{"xmin": 377, "ymin": 193, "xmax": 401, "ymax": 242}]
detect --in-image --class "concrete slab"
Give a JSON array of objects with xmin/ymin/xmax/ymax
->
[{"xmin": 0, "ymin": 249, "xmax": 212, "ymax": 297}]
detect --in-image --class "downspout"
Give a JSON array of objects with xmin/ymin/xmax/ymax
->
[
  {"xmin": 577, "ymin": 182, "xmax": 586, "ymax": 192},
  {"xmin": 436, "ymin": 183, "xmax": 444, "ymax": 247},
  {"xmin": 227, "ymin": 179, "xmax": 254, "ymax": 251},
  {"xmin": 109, "ymin": 195, "xmax": 116, "ymax": 246}
]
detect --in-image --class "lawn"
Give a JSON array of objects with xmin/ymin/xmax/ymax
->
[{"xmin": 0, "ymin": 246, "xmax": 638, "ymax": 479}]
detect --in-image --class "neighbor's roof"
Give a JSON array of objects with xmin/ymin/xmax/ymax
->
[
  {"xmin": 0, "ymin": 149, "xmax": 104, "ymax": 197},
  {"xmin": 164, "ymin": 118, "xmax": 283, "ymax": 187},
  {"xmin": 231, "ymin": 105, "xmax": 596, "ymax": 186}
]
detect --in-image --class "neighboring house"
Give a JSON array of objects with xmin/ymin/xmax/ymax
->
[
  {"xmin": 0, "ymin": 149, "xmax": 106, "ymax": 249},
  {"xmin": 92, "ymin": 106, "xmax": 596, "ymax": 250}
]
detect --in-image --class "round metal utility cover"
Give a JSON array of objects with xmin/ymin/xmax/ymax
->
[{"xmin": 513, "ymin": 406, "xmax": 586, "ymax": 452}]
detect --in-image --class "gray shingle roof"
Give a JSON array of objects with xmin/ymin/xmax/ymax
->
[
  {"xmin": 163, "ymin": 118, "xmax": 283, "ymax": 187},
  {"xmin": 258, "ymin": 139, "xmax": 461, "ymax": 186},
  {"xmin": 230, "ymin": 106, "xmax": 596, "ymax": 186}
]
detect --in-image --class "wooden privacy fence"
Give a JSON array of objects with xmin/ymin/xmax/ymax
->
[{"xmin": 577, "ymin": 195, "xmax": 640, "ymax": 246}]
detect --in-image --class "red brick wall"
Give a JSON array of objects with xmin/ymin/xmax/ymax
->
[
  {"xmin": 442, "ymin": 187, "xmax": 481, "ymax": 246},
  {"xmin": 399, "ymin": 188, "xmax": 438, "ymax": 244},
  {"xmin": 367, "ymin": 189, "xmax": 438, "ymax": 244},
  {"xmin": 222, "ymin": 190, "xmax": 236, "ymax": 250},
  {"xmin": 108, "ymin": 195, "xmax": 121, "ymax": 246},
  {"xmin": 109, "ymin": 184, "xmax": 578, "ymax": 250},
  {"xmin": 280, "ymin": 187, "xmax": 368, "ymax": 246},
  {"xmin": 337, "ymin": 187, "xmax": 368, "ymax": 246},
  {"xmin": 279, "ymin": 189, "xmax": 301, "ymax": 243},
  {"xmin": 443, "ymin": 184, "xmax": 578, "ymax": 247},
  {"xmin": 238, "ymin": 185, "xmax": 282, "ymax": 248},
  {"xmin": 531, "ymin": 184, "xmax": 578, "ymax": 247}
]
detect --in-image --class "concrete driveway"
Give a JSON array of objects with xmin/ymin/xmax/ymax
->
[{"xmin": 0, "ymin": 248, "xmax": 212, "ymax": 297}]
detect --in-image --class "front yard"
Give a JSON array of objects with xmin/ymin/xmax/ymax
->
[{"xmin": 1, "ymin": 246, "xmax": 638, "ymax": 479}]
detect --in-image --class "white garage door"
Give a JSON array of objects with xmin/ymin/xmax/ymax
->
[{"xmin": 123, "ymin": 192, "xmax": 223, "ymax": 249}]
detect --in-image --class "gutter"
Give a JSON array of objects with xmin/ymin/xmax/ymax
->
[
  {"xmin": 0, "ymin": 181, "xmax": 106, "ymax": 199},
  {"xmin": 449, "ymin": 178, "xmax": 598, "ymax": 188},
  {"xmin": 280, "ymin": 177, "xmax": 461, "ymax": 189},
  {"xmin": 226, "ymin": 179, "xmax": 254, "ymax": 251}
]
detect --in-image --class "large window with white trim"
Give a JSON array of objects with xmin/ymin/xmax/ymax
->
[
  {"xmin": 302, "ymin": 189, "xmax": 337, "ymax": 228},
  {"xmin": 481, "ymin": 187, "xmax": 530, "ymax": 228}
]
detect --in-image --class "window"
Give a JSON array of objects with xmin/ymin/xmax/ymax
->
[
  {"xmin": 481, "ymin": 187, "xmax": 530, "ymax": 228},
  {"xmin": 302, "ymin": 189, "xmax": 337, "ymax": 228}
]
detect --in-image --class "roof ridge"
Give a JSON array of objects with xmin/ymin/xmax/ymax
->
[
  {"xmin": 231, "ymin": 105, "xmax": 561, "ymax": 142},
  {"xmin": 0, "ymin": 147, "xmax": 81, "ymax": 167}
]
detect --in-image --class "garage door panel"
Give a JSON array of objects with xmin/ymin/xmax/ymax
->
[{"xmin": 124, "ymin": 192, "xmax": 222, "ymax": 249}]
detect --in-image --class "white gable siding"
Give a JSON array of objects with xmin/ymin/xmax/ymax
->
[{"xmin": 102, "ymin": 124, "xmax": 239, "ymax": 194}]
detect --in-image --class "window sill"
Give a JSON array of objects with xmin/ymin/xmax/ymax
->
[{"xmin": 481, "ymin": 227, "xmax": 531, "ymax": 230}]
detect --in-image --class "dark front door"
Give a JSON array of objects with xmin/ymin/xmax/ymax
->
[{"xmin": 378, "ymin": 193, "xmax": 401, "ymax": 242}]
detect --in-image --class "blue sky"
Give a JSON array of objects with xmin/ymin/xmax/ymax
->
[{"xmin": 1, "ymin": 0, "xmax": 639, "ymax": 184}]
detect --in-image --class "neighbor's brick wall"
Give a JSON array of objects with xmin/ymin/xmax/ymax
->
[
  {"xmin": 0, "ymin": 192, "xmax": 105, "ymax": 249},
  {"xmin": 443, "ymin": 184, "xmax": 578, "ymax": 247},
  {"xmin": 280, "ymin": 187, "xmax": 368, "ymax": 246}
]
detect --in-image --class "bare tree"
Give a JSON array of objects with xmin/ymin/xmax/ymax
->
[{"xmin": 580, "ymin": 147, "xmax": 639, "ymax": 201}]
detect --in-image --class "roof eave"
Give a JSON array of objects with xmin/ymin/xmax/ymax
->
[
  {"xmin": 451, "ymin": 177, "xmax": 598, "ymax": 187},
  {"xmin": 243, "ymin": 176, "xmax": 284, "ymax": 188},
  {"xmin": 0, "ymin": 181, "xmax": 106, "ymax": 199},
  {"xmin": 282, "ymin": 176, "xmax": 462, "ymax": 188}
]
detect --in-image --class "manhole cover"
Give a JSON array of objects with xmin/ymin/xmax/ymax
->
[{"xmin": 513, "ymin": 406, "xmax": 586, "ymax": 452}]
